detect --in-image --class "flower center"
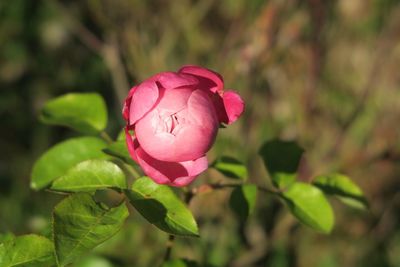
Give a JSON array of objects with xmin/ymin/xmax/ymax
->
[
  {"xmin": 165, "ymin": 114, "xmax": 179, "ymax": 134},
  {"xmin": 154, "ymin": 110, "xmax": 185, "ymax": 136}
]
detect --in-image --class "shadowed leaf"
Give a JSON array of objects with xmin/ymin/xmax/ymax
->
[
  {"xmin": 53, "ymin": 193, "xmax": 128, "ymax": 266},
  {"xmin": 126, "ymin": 177, "xmax": 199, "ymax": 237},
  {"xmin": 259, "ymin": 140, "xmax": 304, "ymax": 189},
  {"xmin": 313, "ymin": 173, "xmax": 368, "ymax": 210}
]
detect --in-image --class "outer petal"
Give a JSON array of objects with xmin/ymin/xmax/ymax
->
[
  {"xmin": 179, "ymin": 65, "xmax": 224, "ymax": 93},
  {"xmin": 129, "ymin": 80, "xmax": 159, "ymax": 125},
  {"xmin": 187, "ymin": 89, "xmax": 219, "ymax": 129},
  {"xmin": 135, "ymin": 144, "xmax": 208, "ymax": 186},
  {"xmin": 170, "ymin": 156, "xmax": 208, "ymax": 186},
  {"xmin": 151, "ymin": 71, "xmax": 199, "ymax": 89},
  {"xmin": 122, "ymin": 86, "xmax": 137, "ymax": 122},
  {"xmin": 156, "ymin": 87, "xmax": 194, "ymax": 115},
  {"xmin": 222, "ymin": 90, "xmax": 245, "ymax": 124},
  {"xmin": 125, "ymin": 127, "xmax": 138, "ymax": 162}
]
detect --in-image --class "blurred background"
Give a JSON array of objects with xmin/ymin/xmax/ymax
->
[{"xmin": 1, "ymin": 0, "xmax": 400, "ymax": 266}]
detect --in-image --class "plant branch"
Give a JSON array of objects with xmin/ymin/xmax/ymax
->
[{"xmin": 162, "ymin": 234, "xmax": 175, "ymax": 263}]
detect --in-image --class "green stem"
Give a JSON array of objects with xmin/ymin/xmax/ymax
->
[
  {"xmin": 100, "ymin": 131, "xmax": 113, "ymax": 144},
  {"xmin": 122, "ymin": 162, "xmax": 141, "ymax": 179},
  {"xmin": 100, "ymin": 131, "xmax": 142, "ymax": 179}
]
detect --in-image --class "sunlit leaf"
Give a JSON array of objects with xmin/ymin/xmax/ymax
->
[
  {"xmin": 40, "ymin": 93, "xmax": 107, "ymax": 134},
  {"xmin": 259, "ymin": 139, "xmax": 304, "ymax": 189},
  {"xmin": 50, "ymin": 160, "xmax": 127, "ymax": 192},
  {"xmin": 313, "ymin": 173, "xmax": 368, "ymax": 210},
  {"xmin": 53, "ymin": 193, "xmax": 129, "ymax": 266},
  {"xmin": 126, "ymin": 177, "xmax": 199, "ymax": 237},
  {"xmin": 281, "ymin": 182, "xmax": 334, "ymax": 234},
  {"xmin": 229, "ymin": 184, "xmax": 257, "ymax": 222},
  {"xmin": 211, "ymin": 156, "xmax": 248, "ymax": 180},
  {"xmin": 0, "ymin": 234, "xmax": 55, "ymax": 267},
  {"xmin": 30, "ymin": 137, "xmax": 108, "ymax": 190},
  {"xmin": 74, "ymin": 256, "xmax": 114, "ymax": 267}
]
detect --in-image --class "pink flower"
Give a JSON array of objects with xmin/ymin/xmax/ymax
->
[{"xmin": 123, "ymin": 65, "xmax": 244, "ymax": 186}]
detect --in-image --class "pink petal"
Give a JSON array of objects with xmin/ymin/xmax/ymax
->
[
  {"xmin": 223, "ymin": 90, "xmax": 245, "ymax": 124},
  {"xmin": 151, "ymin": 71, "xmax": 199, "ymax": 89},
  {"xmin": 135, "ymin": 144, "xmax": 208, "ymax": 186},
  {"xmin": 136, "ymin": 112, "xmax": 214, "ymax": 162},
  {"xmin": 187, "ymin": 89, "xmax": 219, "ymax": 129},
  {"xmin": 129, "ymin": 80, "xmax": 159, "ymax": 125},
  {"xmin": 170, "ymin": 156, "xmax": 208, "ymax": 186},
  {"xmin": 125, "ymin": 128, "xmax": 138, "ymax": 162},
  {"xmin": 135, "ymin": 89, "xmax": 218, "ymax": 162},
  {"xmin": 209, "ymin": 93, "xmax": 228, "ymax": 124},
  {"xmin": 122, "ymin": 86, "xmax": 137, "ymax": 122},
  {"xmin": 179, "ymin": 65, "xmax": 224, "ymax": 93},
  {"xmin": 156, "ymin": 87, "xmax": 193, "ymax": 115}
]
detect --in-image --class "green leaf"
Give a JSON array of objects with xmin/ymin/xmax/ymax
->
[
  {"xmin": 281, "ymin": 182, "xmax": 334, "ymax": 234},
  {"xmin": 211, "ymin": 156, "xmax": 248, "ymax": 180},
  {"xmin": 40, "ymin": 93, "xmax": 107, "ymax": 134},
  {"xmin": 0, "ymin": 234, "xmax": 55, "ymax": 267},
  {"xmin": 53, "ymin": 193, "xmax": 129, "ymax": 266},
  {"xmin": 259, "ymin": 139, "xmax": 304, "ymax": 189},
  {"xmin": 0, "ymin": 232, "xmax": 14, "ymax": 244},
  {"xmin": 31, "ymin": 137, "xmax": 108, "ymax": 190},
  {"xmin": 125, "ymin": 177, "xmax": 199, "ymax": 237},
  {"xmin": 313, "ymin": 173, "xmax": 368, "ymax": 210},
  {"xmin": 116, "ymin": 128, "xmax": 126, "ymax": 141},
  {"xmin": 50, "ymin": 160, "xmax": 127, "ymax": 192},
  {"xmin": 74, "ymin": 256, "xmax": 113, "ymax": 267},
  {"xmin": 229, "ymin": 184, "xmax": 257, "ymax": 222},
  {"xmin": 161, "ymin": 259, "xmax": 199, "ymax": 267}
]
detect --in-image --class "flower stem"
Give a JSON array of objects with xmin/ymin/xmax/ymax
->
[
  {"xmin": 100, "ymin": 131, "xmax": 114, "ymax": 144},
  {"xmin": 122, "ymin": 162, "xmax": 142, "ymax": 179}
]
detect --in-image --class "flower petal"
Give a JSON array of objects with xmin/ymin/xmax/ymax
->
[
  {"xmin": 151, "ymin": 71, "xmax": 199, "ymax": 89},
  {"xmin": 135, "ymin": 144, "xmax": 208, "ymax": 186},
  {"xmin": 129, "ymin": 80, "xmax": 159, "ymax": 125},
  {"xmin": 125, "ymin": 128, "xmax": 138, "ymax": 162},
  {"xmin": 187, "ymin": 89, "xmax": 219, "ymax": 130},
  {"xmin": 135, "ymin": 89, "xmax": 218, "ymax": 162},
  {"xmin": 156, "ymin": 87, "xmax": 193, "ymax": 115},
  {"xmin": 122, "ymin": 86, "xmax": 137, "ymax": 122},
  {"xmin": 222, "ymin": 90, "xmax": 245, "ymax": 124},
  {"xmin": 179, "ymin": 65, "xmax": 224, "ymax": 93},
  {"xmin": 170, "ymin": 156, "xmax": 208, "ymax": 186}
]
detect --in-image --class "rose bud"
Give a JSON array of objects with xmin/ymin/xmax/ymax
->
[{"xmin": 123, "ymin": 65, "xmax": 244, "ymax": 186}]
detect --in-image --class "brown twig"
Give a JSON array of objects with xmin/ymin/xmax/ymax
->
[{"xmin": 162, "ymin": 234, "xmax": 176, "ymax": 263}]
